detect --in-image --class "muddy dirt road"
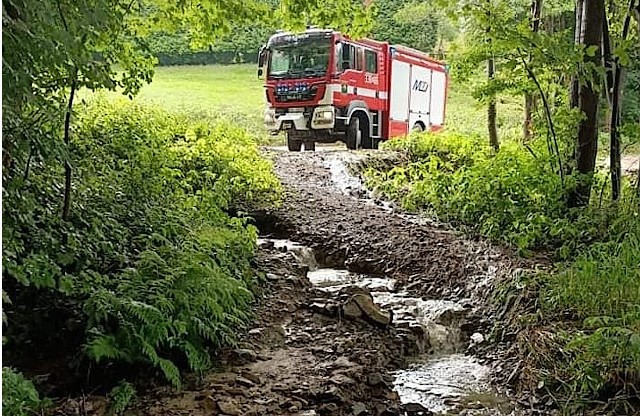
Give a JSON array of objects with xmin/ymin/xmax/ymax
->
[{"xmin": 60, "ymin": 147, "xmax": 538, "ymax": 416}]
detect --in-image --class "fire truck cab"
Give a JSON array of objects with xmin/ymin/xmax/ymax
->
[{"xmin": 258, "ymin": 28, "xmax": 448, "ymax": 151}]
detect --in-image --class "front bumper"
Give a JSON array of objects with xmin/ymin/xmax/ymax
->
[{"xmin": 264, "ymin": 106, "xmax": 335, "ymax": 131}]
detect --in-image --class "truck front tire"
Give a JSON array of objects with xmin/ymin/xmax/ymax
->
[
  {"xmin": 346, "ymin": 117, "xmax": 361, "ymax": 150},
  {"xmin": 287, "ymin": 134, "xmax": 302, "ymax": 152}
]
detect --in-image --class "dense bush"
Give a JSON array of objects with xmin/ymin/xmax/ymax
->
[
  {"xmin": 2, "ymin": 98, "xmax": 281, "ymax": 387},
  {"xmin": 365, "ymin": 132, "xmax": 622, "ymax": 257},
  {"xmin": 2, "ymin": 367, "xmax": 48, "ymax": 416}
]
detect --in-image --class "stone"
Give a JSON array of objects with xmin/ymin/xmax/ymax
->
[
  {"xmin": 329, "ymin": 373, "xmax": 355, "ymax": 386},
  {"xmin": 352, "ymin": 401, "xmax": 368, "ymax": 415},
  {"xmin": 233, "ymin": 348, "xmax": 257, "ymax": 361},
  {"xmin": 240, "ymin": 369, "xmax": 261, "ymax": 385},
  {"xmin": 235, "ymin": 376, "xmax": 256, "ymax": 387},
  {"xmin": 470, "ymin": 332, "xmax": 485, "ymax": 344},
  {"xmin": 404, "ymin": 402, "xmax": 432, "ymax": 415},
  {"xmin": 217, "ymin": 399, "xmax": 240, "ymax": 415},
  {"xmin": 366, "ymin": 372, "xmax": 384, "ymax": 386}
]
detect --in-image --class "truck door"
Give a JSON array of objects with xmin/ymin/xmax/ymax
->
[
  {"xmin": 408, "ymin": 65, "xmax": 431, "ymax": 131},
  {"xmin": 429, "ymin": 69, "xmax": 447, "ymax": 128},
  {"xmin": 389, "ymin": 59, "xmax": 410, "ymax": 137}
]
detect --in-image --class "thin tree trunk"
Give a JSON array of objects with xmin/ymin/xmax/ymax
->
[
  {"xmin": 570, "ymin": 0, "xmax": 586, "ymax": 109},
  {"xmin": 488, "ymin": 57, "xmax": 499, "ymax": 151},
  {"xmin": 608, "ymin": 1, "xmax": 635, "ymax": 201},
  {"xmin": 486, "ymin": 1, "xmax": 499, "ymax": 151},
  {"xmin": 635, "ymin": 1, "xmax": 640, "ymax": 199},
  {"xmin": 62, "ymin": 72, "xmax": 78, "ymax": 220},
  {"xmin": 568, "ymin": 0, "xmax": 605, "ymax": 208},
  {"xmin": 524, "ymin": 0, "xmax": 542, "ymax": 140}
]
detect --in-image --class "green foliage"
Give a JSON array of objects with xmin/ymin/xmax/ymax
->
[
  {"xmin": 3, "ymin": 99, "xmax": 281, "ymax": 386},
  {"xmin": 2, "ymin": 368, "xmax": 48, "ymax": 416},
  {"xmin": 372, "ymin": 0, "xmax": 443, "ymax": 53},
  {"xmin": 367, "ymin": 131, "xmax": 639, "ymax": 258},
  {"xmin": 278, "ymin": 0, "xmax": 374, "ymax": 38},
  {"xmin": 537, "ymin": 218, "xmax": 640, "ymax": 412},
  {"xmin": 108, "ymin": 381, "xmax": 136, "ymax": 414}
]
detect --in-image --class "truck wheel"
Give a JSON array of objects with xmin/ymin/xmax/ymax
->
[
  {"xmin": 287, "ymin": 134, "xmax": 302, "ymax": 152},
  {"xmin": 362, "ymin": 127, "xmax": 374, "ymax": 150},
  {"xmin": 304, "ymin": 141, "xmax": 316, "ymax": 151},
  {"xmin": 412, "ymin": 122, "xmax": 425, "ymax": 133},
  {"xmin": 346, "ymin": 117, "xmax": 361, "ymax": 150}
]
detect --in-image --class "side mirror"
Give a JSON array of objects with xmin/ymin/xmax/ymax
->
[{"xmin": 257, "ymin": 45, "xmax": 266, "ymax": 79}]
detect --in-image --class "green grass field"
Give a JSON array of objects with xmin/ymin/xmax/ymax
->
[
  {"xmin": 92, "ymin": 64, "xmax": 637, "ymax": 158},
  {"xmin": 136, "ymin": 64, "xmax": 264, "ymax": 116}
]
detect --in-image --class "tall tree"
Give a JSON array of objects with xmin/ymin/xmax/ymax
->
[
  {"xmin": 568, "ymin": 0, "xmax": 605, "ymax": 207},
  {"xmin": 487, "ymin": 1, "xmax": 500, "ymax": 150}
]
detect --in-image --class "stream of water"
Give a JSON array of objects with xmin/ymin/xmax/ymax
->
[{"xmin": 257, "ymin": 237, "xmax": 517, "ymax": 415}]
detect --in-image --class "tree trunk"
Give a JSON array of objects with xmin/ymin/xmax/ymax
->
[
  {"xmin": 486, "ymin": 1, "xmax": 499, "ymax": 151},
  {"xmin": 568, "ymin": 0, "xmax": 605, "ymax": 208},
  {"xmin": 488, "ymin": 57, "xmax": 499, "ymax": 150},
  {"xmin": 62, "ymin": 73, "xmax": 78, "ymax": 220},
  {"xmin": 608, "ymin": 1, "xmax": 635, "ymax": 201},
  {"xmin": 570, "ymin": 0, "xmax": 586, "ymax": 109},
  {"xmin": 635, "ymin": 1, "xmax": 640, "ymax": 199},
  {"xmin": 524, "ymin": 0, "xmax": 543, "ymax": 140}
]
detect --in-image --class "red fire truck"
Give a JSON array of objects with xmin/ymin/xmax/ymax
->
[{"xmin": 257, "ymin": 28, "xmax": 449, "ymax": 151}]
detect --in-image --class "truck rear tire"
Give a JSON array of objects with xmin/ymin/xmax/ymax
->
[
  {"xmin": 304, "ymin": 141, "xmax": 316, "ymax": 151},
  {"xmin": 346, "ymin": 117, "xmax": 361, "ymax": 150},
  {"xmin": 287, "ymin": 134, "xmax": 302, "ymax": 152}
]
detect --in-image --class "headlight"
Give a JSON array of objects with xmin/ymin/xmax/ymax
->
[
  {"xmin": 264, "ymin": 112, "xmax": 275, "ymax": 124},
  {"xmin": 315, "ymin": 110, "xmax": 333, "ymax": 121}
]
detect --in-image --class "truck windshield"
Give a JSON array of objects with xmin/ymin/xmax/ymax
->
[{"xmin": 268, "ymin": 38, "xmax": 330, "ymax": 79}]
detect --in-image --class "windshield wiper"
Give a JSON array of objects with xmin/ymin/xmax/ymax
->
[
  {"xmin": 304, "ymin": 68, "xmax": 326, "ymax": 77},
  {"xmin": 286, "ymin": 69, "xmax": 304, "ymax": 79}
]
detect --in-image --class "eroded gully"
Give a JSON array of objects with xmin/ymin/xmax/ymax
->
[{"xmin": 252, "ymin": 147, "xmax": 538, "ymax": 415}]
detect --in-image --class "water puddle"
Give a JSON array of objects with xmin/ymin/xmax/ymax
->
[
  {"xmin": 259, "ymin": 237, "xmax": 515, "ymax": 415},
  {"xmin": 324, "ymin": 155, "xmax": 369, "ymax": 198},
  {"xmin": 308, "ymin": 268, "xmax": 396, "ymax": 292},
  {"xmin": 394, "ymin": 354, "xmax": 513, "ymax": 415},
  {"xmin": 257, "ymin": 238, "xmax": 318, "ymax": 270}
]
